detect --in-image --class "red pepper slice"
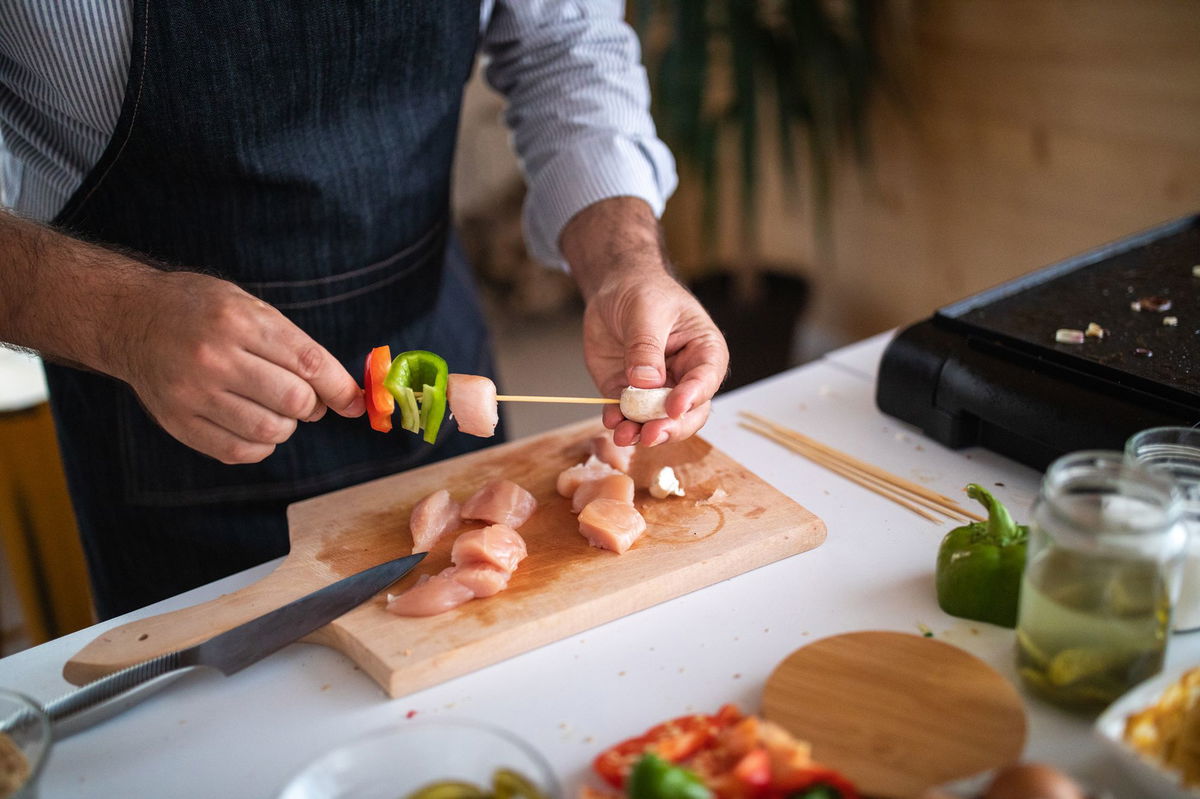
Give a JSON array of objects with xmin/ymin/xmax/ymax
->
[
  {"xmin": 364, "ymin": 345, "xmax": 394, "ymax": 433},
  {"xmin": 593, "ymin": 710, "xmax": 739, "ymax": 789},
  {"xmin": 732, "ymin": 748, "xmax": 771, "ymax": 792}
]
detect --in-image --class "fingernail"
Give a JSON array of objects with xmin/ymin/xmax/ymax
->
[
  {"xmin": 630, "ymin": 365, "xmax": 659, "ymax": 384},
  {"xmin": 647, "ymin": 430, "xmax": 667, "ymax": 447},
  {"xmin": 348, "ymin": 394, "xmax": 366, "ymax": 416}
]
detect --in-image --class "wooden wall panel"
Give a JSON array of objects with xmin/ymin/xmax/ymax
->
[{"xmin": 662, "ymin": 0, "xmax": 1200, "ymax": 352}]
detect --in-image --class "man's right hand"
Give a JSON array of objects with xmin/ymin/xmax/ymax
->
[
  {"xmin": 113, "ymin": 271, "xmax": 366, "ymax": 464},
  {"xmin": 0, "ymin": 210, "xmax": 364, "ymax": 464}
]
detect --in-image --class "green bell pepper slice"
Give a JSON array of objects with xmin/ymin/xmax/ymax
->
[
  {"xmin": 383, "ymin": 350, "xmax": 448, "ymax": 445},
  {"xmin": 935, "ymin": 484, "xmax": 1029, "ymax": 628},
  {"xmin": 627, "ymin": 754, "xmax": 712, "ymax": 799}
]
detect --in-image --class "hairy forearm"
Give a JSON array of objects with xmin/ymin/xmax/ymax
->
[
  {"xmin": 0, "ymin": 210, "xmax": 156, "ymax": 377},
  {"xmin": 559, "ymin": 196, "xmax": 673, "ymax": 301}
]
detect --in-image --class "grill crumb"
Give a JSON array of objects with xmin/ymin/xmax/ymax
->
[
  {"xmin": 1139, "ymin": 296, "xmax": 1173, "ymax": 312},
  {"xmin": 1055, "ymin": 328, "xmax": 1085, "ymax": 344}
]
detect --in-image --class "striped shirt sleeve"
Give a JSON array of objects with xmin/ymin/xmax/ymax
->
[
  {"xmin": 0, "ymin": 0, "xmax": 130, "ymax": 220},
  {"xmin": 481, "ymin": 0, "xmax": 678, "ymax": 270}
]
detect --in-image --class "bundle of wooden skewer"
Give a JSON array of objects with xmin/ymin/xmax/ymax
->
[{"xmin": 738, "ymin": 411, "xmax": 984, "ymax": 524}]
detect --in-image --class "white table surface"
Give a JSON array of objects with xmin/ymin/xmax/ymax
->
[{"xmin": 0, "ymin": 332, "xmax": 1193, "ymax": 798}]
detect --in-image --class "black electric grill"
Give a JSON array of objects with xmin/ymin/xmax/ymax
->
[{"xmin": 876, "ymin": 214, "xmax": 1200, "ymax": 471}]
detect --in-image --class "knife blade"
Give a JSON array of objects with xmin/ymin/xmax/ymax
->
[{"xmin": 38, "ymin": 552, "xmax": 425, "ymax": 738}]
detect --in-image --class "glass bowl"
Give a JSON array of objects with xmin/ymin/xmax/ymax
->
[
  {"xmin": 0, "ymin": 690, "xmax": 51, "ymax": 799},
  {"xmin": 276, "ymin": 719, "xmax": 560, "ymax": 799}
]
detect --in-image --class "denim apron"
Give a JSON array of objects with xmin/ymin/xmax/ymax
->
[{"xmin": 44, "ymin": 0, "xmax": 498, "ymax": 618}]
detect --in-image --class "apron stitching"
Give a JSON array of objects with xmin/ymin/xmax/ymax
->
[
  {"xmin": 268, "ymin": 241, "xmax": 442, "ymax": 310},
  {"xmin": 241, "ymin": 216, "xmax": 447, "ymax": 289},
  {"xmin": 66, "ymin": 0, "xmax": 151, "ymax": 216}
]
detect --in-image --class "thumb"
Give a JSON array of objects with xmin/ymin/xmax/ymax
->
[{"xmin": 623, "ymin": 305, "xmax": 670, "ymax": 388}]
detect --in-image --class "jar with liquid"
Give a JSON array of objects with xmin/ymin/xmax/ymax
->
[
  {"xmin": 1126, "ymin": 426, "xmax": 1200, "ymax": 632},
  {"xmin": 1015, "ymin": 451, "xmax": 1184, "ymax": 713}
]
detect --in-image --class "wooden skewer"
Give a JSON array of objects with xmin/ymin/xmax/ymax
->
[
  {"xmin": 496, "ymin": 395, "xmax": 619, "ymax": 405},
  {"xmin": 412, "ymin": 392, "xmax": 618, "ymax": 405},
  {"xmin": 739, "ymin": 411, "xmax": 985, "ymax": 523},
  {"xmin": 740, "ymin": 411, "xmax": 984, "ymax": 522},
  {"xmin": 740, "ymin": 421, "xmax": 972, "ymax": 523},
  {"xmin": 744, "ymin": 411, "xmax": 959, "ymax": 507},
  {"xmin": 742, "ymin": 420, "xmax": 971, "ymax": 522},
  {"xmin": 739, "ymin": 422, "xmax": 942, "ymax": 523}
]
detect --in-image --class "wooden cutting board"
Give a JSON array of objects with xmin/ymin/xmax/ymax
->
[
  {"xmin": 763, "ymin": 631, "xmax": 1027, "ymax": 799},
  {"xmin": 64, "ymin": 419, "xmax": 825, "ymax": 697}
]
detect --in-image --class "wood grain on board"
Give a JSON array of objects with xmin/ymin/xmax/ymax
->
[
  {"xmin": 66, "ymin": 420, "xmax": 826, "ymax": 697},
  {"xmin": 763, "ymin": 631, "xmax": 1027, "ymax": 799}
]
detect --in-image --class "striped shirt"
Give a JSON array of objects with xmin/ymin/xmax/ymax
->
[{"xmin": 0, "ymin": 0, "xmax": 676, "ymax": 268}]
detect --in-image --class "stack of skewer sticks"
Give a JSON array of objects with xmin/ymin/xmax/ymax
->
[{"xmin": 738, "ymin": 411, "xmax": 984, "ymax": 524}]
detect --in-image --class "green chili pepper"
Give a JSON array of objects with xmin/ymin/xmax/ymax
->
[
  {"xmin": 383, "ymin": 350, "xmax": 448, "ymax": 444},
  {"xmin": 627, "ymin": 754, "xmax": 712, "ymax": 799},
  {"xmin": 935, "ymin": 484, "xmax": 1029, "ymax": 628}
]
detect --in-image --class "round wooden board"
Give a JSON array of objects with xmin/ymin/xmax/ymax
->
[{"xmin": 762, "ymin": 631, "xmax": 1026, "ymax": 799}]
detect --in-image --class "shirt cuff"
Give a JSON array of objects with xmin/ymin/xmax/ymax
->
[{"xmin": 522, "ymin": 134, "xmax": 677, "ymax": 271}]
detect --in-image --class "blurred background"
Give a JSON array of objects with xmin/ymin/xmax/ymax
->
[{"xmin": 2, "ymin": 0, "xmax": 1199, "ymax": 652}]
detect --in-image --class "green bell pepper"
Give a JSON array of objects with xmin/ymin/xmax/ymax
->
[
  {"xmin": 627, "ymin": 754, "xmax": 712, "ymax": 799},
  {"xmin": 383, "ymin": 350, "xmax": 448, "ymax": 445},
  {"xmin": 935, "ymin": 484, "xmax": 1029, "ymax": 628}
]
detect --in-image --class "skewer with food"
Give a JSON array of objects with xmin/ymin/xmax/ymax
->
[{"xmin": 361, "ymin": 346, "xmax": 676, "ymax": 441}]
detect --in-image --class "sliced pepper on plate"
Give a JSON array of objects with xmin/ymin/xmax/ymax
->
[
  {"xmin": 935, "ymin": 483, "xmax": 1029, "ymax": 628},
  {"xmin": 594, "ymin": 708, "xmax": 735, "ymax": 789},
  {"xmin": 628, "ymin": 754, "xmax": 713, "ymax": 799},
  {"xmin": 383, "ymin": 349, "xmax": 449, "ymax": 444},
  {"xmin": 363, "ymin": 345, "xmax": 394, "ymax": 433}
]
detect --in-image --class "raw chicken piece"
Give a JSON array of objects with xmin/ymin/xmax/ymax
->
[
  {"xmin": 589, "ymin": 430, "xmax": 634, "ymax": 472},
  {"xmin": 578, "ymin": 498, "xmax": 647, "ymax": 555},
  {"xmin": 461, "ymin": 479, "xmax": 538, "ymax": 528},
  {"xmin": 556, "ymin": 455, "xmax": 623, "ymax": 498},
  {"xmin": 440, "ymin": 563, "xmax": 512, "ymax": 598},
  {"xmin": 451, "ymin": 524, "xmax": 528, "ymax": 572},
  {"xmin": 385, "ymin": 573, "xmax": 474, "ymax": 617},
  {"xmin": 571, "ymin": 473, "xmax": 636, "ymax": 514},
  {"xmin": 409, "ymin": 489, "xmax": 462, "ymax": 553},
  {"xmin": 447, "ymin": 373, "xmax": 499, "ymax": 438}
]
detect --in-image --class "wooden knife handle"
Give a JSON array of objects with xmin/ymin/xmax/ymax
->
[{"xmin": 62, "ymin": 556, "xmax": 322, "ymax": 686}]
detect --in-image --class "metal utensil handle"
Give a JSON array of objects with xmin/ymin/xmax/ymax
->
[{"xmin": 43, "ymin": 651, "xmax": 190, "ymax": 737}]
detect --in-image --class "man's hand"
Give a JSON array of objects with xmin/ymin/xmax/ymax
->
[
  {"xmin": 0, "ymin": 211, "xmax": 364, "ymax": 464},
  {"xmin": 562, "ymin": 198, "xmax": 729, "ymax": 447},
  {"xmin": 114, "ymin": 271, "xmax": 365, "ymax": 463}
]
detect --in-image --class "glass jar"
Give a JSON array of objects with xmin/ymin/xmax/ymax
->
[
  {"xmin": 1015, "ymin": 451, "xmax": 1185, "ymax": 713},
  {"xmin": 1125, "ymin": 426, "xmax": 1200, "ymax": 632},
  {"xmin": 0, "ymin": 689, "xmax": 51, "ymax": 799}
]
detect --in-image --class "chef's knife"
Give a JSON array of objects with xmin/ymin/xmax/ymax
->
[{"xmin": 36, "ymin": 552, "xmax": 425, "ymax": 739}]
